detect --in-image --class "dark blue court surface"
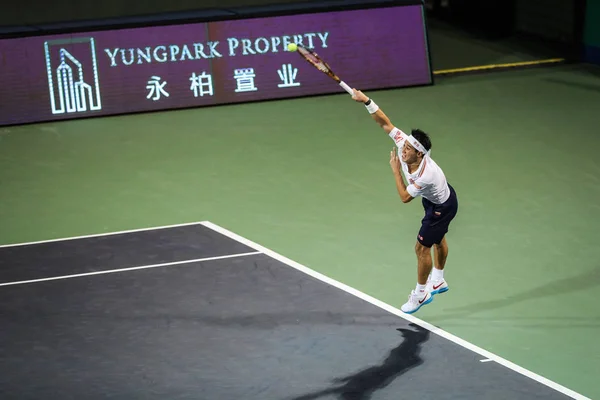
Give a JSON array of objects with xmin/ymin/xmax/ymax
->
[{"xmin": 0, "ymin": 222, "xmax": 576, "ymax": 399}]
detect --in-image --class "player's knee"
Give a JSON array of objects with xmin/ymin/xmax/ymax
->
[
  {"xmin": 434, "ymin": 236, "xmax": 448, "ymax": 250},
  {"xmin": 414, "ymin": 241, "xmax": 430, "ymax": 257}
]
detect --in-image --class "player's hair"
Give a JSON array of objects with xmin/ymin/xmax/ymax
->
[{"xmin": 411, "ymin": 129, "xmax": 432, "ymax": 153}]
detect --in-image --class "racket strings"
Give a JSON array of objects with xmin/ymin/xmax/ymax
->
[{"xmin": 299, "ymin": 48, "xmax": 329, "ymax": 73}]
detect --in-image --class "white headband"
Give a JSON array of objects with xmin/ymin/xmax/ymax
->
[{"xmin": 406, "ymin": 135, "xmax": 429, "ymax": 155}]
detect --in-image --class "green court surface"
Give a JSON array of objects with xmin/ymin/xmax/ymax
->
[{"xmin": 1, "ymin": 63, "xmax": 599, "ymax": 399}]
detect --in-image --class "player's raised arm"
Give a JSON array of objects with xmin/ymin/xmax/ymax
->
[{"xmin": 352, "ymin": 89, "xmax": 395, "ymax": 134}]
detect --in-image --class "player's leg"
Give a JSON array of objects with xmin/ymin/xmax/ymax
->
[
  {"xmin": 400, "ymin": 198, "xmax": 437, "ymax": 314},
  {"xmin": 416, "ymin": 240, "xmax": 434, "ymax": 286},
  {"xmin": 434, "ymin": 236, "xmax": 448, "ymax": 269},
  {"xmin": 427, "ymin": 183, "xmax": 459, "ymax": 295},
  {"xmin": 400, "ymin": 236, "xmax": 435, "ymax": 314},
  {"xmin": 429, "ymin": 236, "xmax": 449, "ymax": 294}
]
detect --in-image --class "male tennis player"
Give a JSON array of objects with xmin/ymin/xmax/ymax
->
[{"xmin": 351, "ymin": 89, "xmax": 459, "ymax": 314}]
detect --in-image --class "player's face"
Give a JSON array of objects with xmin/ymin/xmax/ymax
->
[{"xmin": 402, "ymin": 142, "xmax": 418, "ymax": 163}]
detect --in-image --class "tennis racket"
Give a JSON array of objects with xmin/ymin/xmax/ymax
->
[{"xmin": 294, "ymin": 44, "xmax": 354, "ymax": 95}]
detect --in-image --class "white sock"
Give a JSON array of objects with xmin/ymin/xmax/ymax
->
[
  {"xmin": 432, "ymin": 267, "xmax": 444, "ymax": 281},
  {"xmin": 416, "ymin": 283, "xmax": 426, "ymax": 293}
]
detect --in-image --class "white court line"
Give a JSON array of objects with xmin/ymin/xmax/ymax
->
[
  {"xmin": 0, "ymin": 221, "xmax": 208, "ymax": 248},
  {"xmin": 0, "ymin": 251, "xmax": 261, "ymax": 287},
  {"xmin": 200, "ymin": 220, "xmax": 591, "ymax": 400}
]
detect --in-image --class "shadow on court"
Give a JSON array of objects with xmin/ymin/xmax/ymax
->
[
  {"xmin": 286, "ymin": 323, "xmax": 430, "ymax": 400},
  {"xmin": 194, "ymin": 312, "xmax": 400, "ymax": 329},
  {"xmin": 429, "ymin": 267, "xmax": 600, "ymax": 325},
  {"xmin": 544, "ymin": 77, "xmax": 600, "ymax": 93}
]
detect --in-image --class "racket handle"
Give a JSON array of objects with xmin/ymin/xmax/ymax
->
[{"xmin": 339, "ymin": 81, "xmax": 353, "ymax": 95}]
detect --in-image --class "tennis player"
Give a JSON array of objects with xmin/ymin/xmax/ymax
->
[{"xmin": 351, "ymin": 89, "xmax": 459, "ymax": 314}]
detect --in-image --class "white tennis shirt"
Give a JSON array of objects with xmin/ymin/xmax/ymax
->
[{"xmin": 389, "ymin": 127, "xmax": 451, "ymax": 204}]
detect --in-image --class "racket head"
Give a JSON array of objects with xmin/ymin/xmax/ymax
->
[{"xmin": 295, "ymin": 44, "xmax": 340, "ymax": 82}]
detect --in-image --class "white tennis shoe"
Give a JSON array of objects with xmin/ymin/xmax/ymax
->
[
  {"xmin": 401, "ymin": 290, "xmax": 433, "ymax": 314},
  {"xmin": 426, "ymin": 274, "xmax": 449, "ymax": 295}
]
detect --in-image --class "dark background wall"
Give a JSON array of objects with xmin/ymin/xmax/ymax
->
[
  {"xmin": 1, "ymin": 0, "xmax": 302, "ymax": 27},
  {"xmin": 584, "ymin": 0, "xmax": 600, "ymax": 63}
]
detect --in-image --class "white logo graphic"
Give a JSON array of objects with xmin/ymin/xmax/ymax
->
[
  {"xmin": 44, "ymin": 37, "xmax": 102, "ymax": 115},
  {"xmin": 190, "ymin": 72, "xmax": 214, "ymax": 97},
  {"xmin": 277, "ymin": 64, "xmax": 300, "ymax": 88},
  {"xmin": 146, "ymin": 76, "xmax": 169, "ymax": 101},
  {"xmin": 234, "ymin": 68, "xmax": 258, "ymax": 92}
]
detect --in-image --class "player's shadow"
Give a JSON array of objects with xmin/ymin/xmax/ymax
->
[
  {"xmin": 429, "ymin": 266, "xmax": 600, "ymax": 324},
  {"xmin": 286, "ymin": 323, "xmax": 430, "ymax": 400}
]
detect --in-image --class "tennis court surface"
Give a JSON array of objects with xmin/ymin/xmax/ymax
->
[{"xmin": 0, "ymin": 222, "xmax": 585, "ymax": 399}]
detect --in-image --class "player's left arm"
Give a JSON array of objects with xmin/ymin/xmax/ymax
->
[{"xmin": 389, "ymin": 148, "xmax": 414, "ymax": 203}]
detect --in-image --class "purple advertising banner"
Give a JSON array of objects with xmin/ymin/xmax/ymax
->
[{"xmin": 0, "ymin": 5, "xmax": 431, "ymax": 126}]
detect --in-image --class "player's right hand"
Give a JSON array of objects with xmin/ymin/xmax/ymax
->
[{"xmin": 352, "ymin": 89, "xmax": 369, "ymax": 103}]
